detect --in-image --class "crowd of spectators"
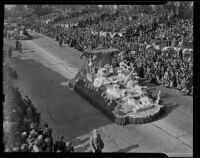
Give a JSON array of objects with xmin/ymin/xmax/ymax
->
[
  {"xmin": 116, "ymin": 46, "xmax": 193, "ymax": 95},
  {"xmin": 21, "ymin": 7, "xmax": 192, "ymax": 95},
  {"xmin": 3, "ymin": 6, "xmax": 193, "ymax": 152},
  {"xmin": 22, "ymin": 8, "xmax": 192, "ymax": 50}
]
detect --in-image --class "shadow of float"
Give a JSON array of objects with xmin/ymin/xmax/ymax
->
[{"xmin": 157, "ymin": 103, "xmax": 179, "ymax": 121}]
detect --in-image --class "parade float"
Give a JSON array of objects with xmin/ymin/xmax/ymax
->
[
  {"xmin": 69, "ymin": 46, "xmax": 165, "ymax": 125},
  {"xmin": 4, "ymin": 24, "xmax": 32, "ymax": 40}
]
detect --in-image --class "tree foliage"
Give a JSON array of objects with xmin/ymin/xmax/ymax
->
[{"xmin": 4, "ymin": 5, "xmax": 26, "ymax": 19}]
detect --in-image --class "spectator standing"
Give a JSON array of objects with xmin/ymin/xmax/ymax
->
[
  {"xmin": 15, "ymin": 39, "xmax": 19, "ymax": 51},
  {"xmin": 19, "ymin": 42, "xmax": 22, "ymax": 54},
  {"xmin": 8, "ymin": 47, "xmax": 12, "ymax": 58},
  {"xmin": 90, "ymin": 129, "xmax": 104, "ymax": 153}
]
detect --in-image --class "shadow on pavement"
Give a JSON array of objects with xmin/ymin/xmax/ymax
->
[
  {"xmin": 160, "ymin": 93, "xmax": 172, "ymax": 99},
  {"xmin": 157, "ymin": 103, "xmax": 179, "ymax": 121},
  {"xmin": 116, "ymin": 144, "xmax": 139, "ymax": 152}
]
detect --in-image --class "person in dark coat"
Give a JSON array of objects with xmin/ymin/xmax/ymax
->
[
  {"xmin": 54, "ymin": 136, "xmax": 66, "ymax": 152},
  {"xmin": 137, "ymin": 63, "xmax": 144, "ymax": 78},
  {"xmin": 179, "ymin": 49, "xmax": 183, "ymax": 61},
  {"xmin": 8, "ymin": 47, "xmax": 12, "ymax": 58},
  {"xmin": 43, "ymin": 137, "xmax": 54, "ymax": 152},
  {"xmin": 19, "ymin": 42, "xmax": 22, "ymax": 54},
  {"xmin": 58, "ymin": 36, "xmax": 63, "ymax": 47},
  {"xmin": 15, "ymin": 39, "xmax": 19, "ymax": 51},
  {"xmin": 42, "ymin": 124, "xmax": 52, "ymax": 139},
  {"xmin": 90, "ymin": 129, "xmax": 104, "ymax": 153}
]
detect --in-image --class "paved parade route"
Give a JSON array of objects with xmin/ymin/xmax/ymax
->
[{"xmin": 4, "ymin": 32, "xmax": 193, "ymax": 156}]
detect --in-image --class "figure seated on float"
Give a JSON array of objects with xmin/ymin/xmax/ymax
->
[
  {"xmin": 85, "ymin": 55, "xmax": 95, "ymax": 82},
  {"xmin": 103, "ymin": 64, "xmax": 114, "ymax": 77},
  {"xmin": 119, "ymin": 61, "xmax": 130, "ymax": 75},
  {"xmin": 138, "ymin": 94, "xmax": 154, "ymax": 107},
  {"xmin": 121, "ymin": 92, "xmax": 152, "ymax": 114},
  {"xmin": 132, "ymin": 83, "xmax": 145, "ymax": 97},
  {"xmin": 93, "ymin": 68, "xmax": 111, "ymax": 88},
  {"xmin": 156, "ymin": 90, "xmax": 161, "ymax": 104},
  {"xmin": 106, "ymin": 82, "xmax": 122, "ymax": 99},
  {"xmin": 117, "ymin": 68, "xmax": 127, "ymax": 84},
  {"xmin": 120, "ymin": 93, "xmax": 137, "ymax": 113}
]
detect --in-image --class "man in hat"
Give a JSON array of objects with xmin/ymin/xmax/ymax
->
[
  {"xmin": 43, "ymin": 124, "xmax": 53, "ymax": 143},
  {"xmin": 90, "ymin": 129, "xmax": 104, "ymax": 153}
]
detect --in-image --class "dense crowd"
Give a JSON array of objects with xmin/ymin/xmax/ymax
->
[
  {"xmin": 117, "ymin": 46, "xmax": 193, "ymax": 95},
  {"xmin": 20, "ymin": 7, "xmax": 192, "ymax": 95},
  {"xmin": 23, "ymin": 9, "xmax": 193, "ymax": 49}
]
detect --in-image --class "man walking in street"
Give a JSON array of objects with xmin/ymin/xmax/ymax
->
[
  {"xmin": 8, "ymin": 47, "xmax": 12, "ymax": 58},
  {"xmin": 15, "ymin": 39, "xmax": 19, "ymax": 51},
  {"xmin": 58, "ymin": 35, "xmax": 63, "ymax": 47},
  {"xmin": 90, "ymin": 129, "xmax": 104, "ymax": 153},
  {"xmin": 19, "ymin": 42, "xmax": 22, "ymax": 54}
]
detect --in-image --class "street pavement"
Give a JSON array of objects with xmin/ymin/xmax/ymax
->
[{"xmin": 3, "ymin": 32, "xmax": 193, "ymax": 156}]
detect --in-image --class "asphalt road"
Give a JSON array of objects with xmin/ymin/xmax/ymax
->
[{"xmin": 4, "ymin": 32, "xmax": 193, "ymax": 156}]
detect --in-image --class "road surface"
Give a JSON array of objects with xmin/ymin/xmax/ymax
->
[{"xmin": 4, "ymin": 32, "xmax": 193, "ymax": 156}]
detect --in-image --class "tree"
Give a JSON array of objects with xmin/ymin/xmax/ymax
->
[
  {"xmin": 27, "ymin": 5, "xmax": 43, "ymax": 17},
  {"xmin": 4, "ymin": 5, "xmax": 26, "ymax": 19}
]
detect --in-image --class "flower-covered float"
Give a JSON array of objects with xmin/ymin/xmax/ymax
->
[{"xmin": 69, "ymin": 46, "xmax": 165, "ymax": 125}]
